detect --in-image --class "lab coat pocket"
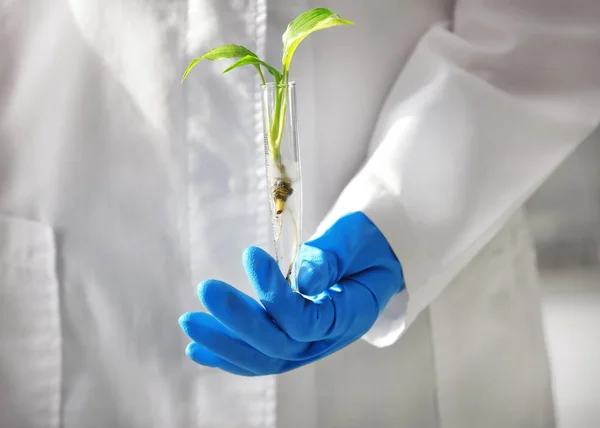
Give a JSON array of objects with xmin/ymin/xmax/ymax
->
[{"xmin": 0, "ymin": 216, "xmax": 61, "ymax": 428}]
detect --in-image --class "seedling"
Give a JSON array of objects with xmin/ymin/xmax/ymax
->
[{"xmin": 182, "ymin": 8, "xmax": 354, "ymax": 284}]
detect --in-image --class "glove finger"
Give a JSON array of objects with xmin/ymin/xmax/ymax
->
[
  {"xmin": 197, "ymin": 275, "xmax": 364, "ymax": 360},
  {"xmin": 185, "ymin": 333, "xmax": 327, "ymax": 376},
  {"xmin": 279, "ymin": 271, "xmax": 384, "ymax": 350},
  {"xmin": 179, "ymin": 311, "xmax": 288, "ymax": 375},
  {"xmin": 198, "ymin": 279, "xmax": 309, "ymax": 359},
  {"xmin": 185, "ymin": 342, "xmax": 257, "ymax": 376},
  {"xmin": 243, "ymin": 246, "xmax": 337, "ymax": 342},
  {"xmin": 324, "ymin": 274, "xmax": 382, "ymax": 338}
]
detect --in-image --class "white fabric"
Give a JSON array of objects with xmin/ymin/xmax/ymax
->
[
  {"xmin": 319, "ymin": 1, "xmax": 600, "ymax": 346},
  {"xmin": 0, "ymin": 217, "xmax": 60, "ymax": 428},
  {"xmin": 301, "ymin": 209, "xmax": 555, "ymax": 428},
  {"xmin": 0, "ymin": 0, "xmax": 598, "ymax": 427},
  {"xmin": 429, "ymin": 210, "xmax": 555, "ymax": 428}
]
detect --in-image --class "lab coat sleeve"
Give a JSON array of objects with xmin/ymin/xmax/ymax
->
[{"xmin": 315, "ymin": 0, "xmax": 600, "ymax": 347}]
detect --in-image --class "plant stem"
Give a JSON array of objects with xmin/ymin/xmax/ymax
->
[
  {"xmin": 275, "ymin": 86, "xmax": 289, "ymax": 153},
  {"xmin": 270, "ymin": 86, "xmax": 284, "ymax": 156},
  {"xmin": 269, "ymin": 71, "xmax": 290, "ymax": 160}
]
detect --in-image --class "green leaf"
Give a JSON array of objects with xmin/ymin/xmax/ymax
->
[
  {"xmin": 281, "ymin": 8, "xmax": 353, "ymax": 74},
  {"xmin": 181, "ymin": 44, "xmax": 259, "ymax": 82},
  {"xmin": 222, "ymin": 55, "xmax": 283, "ymax": 84}
]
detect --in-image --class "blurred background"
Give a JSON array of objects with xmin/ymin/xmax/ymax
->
[{"xmin": 526, "ymin": 126, "xmax": 600, "ymax": 428}]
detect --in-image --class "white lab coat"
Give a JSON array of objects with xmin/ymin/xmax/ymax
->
[{"xmin": 1, "ymin": 0, "xmax": 599, "ymax": 427}]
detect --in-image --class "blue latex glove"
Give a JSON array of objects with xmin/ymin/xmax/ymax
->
[{"xmin": 179, "ymin": 212, "xmax": 404, "ymax": 376}]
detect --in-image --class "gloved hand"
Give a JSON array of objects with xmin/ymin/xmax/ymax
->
[{"xmin": 179, "ymin": 211, "xmax": 404, "ymax": 376}]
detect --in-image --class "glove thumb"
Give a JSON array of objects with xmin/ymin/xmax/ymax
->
[
  {"xmin": 295, "ymin": 243, "xmax": 339, "ymax": 297},
  {"xmin": 295, "ymin": 212, "xmax": 399, "ymax": 297}
]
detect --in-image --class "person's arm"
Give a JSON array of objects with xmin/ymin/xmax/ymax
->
[
  {"xmin": 316, "ymin": 0, "xmax": 600, "ymax": 347},
  {"xmin": 178, "ymin": 1, "xmax": 600, "ymax": 376}
]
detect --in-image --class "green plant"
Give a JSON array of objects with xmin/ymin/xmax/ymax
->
[
  {"xmin": 182, "ymin": 8, "xmax": 353, "ymax": 283},
  {"xmin": 181, "ymin": 7, "xmax": 353, "ymax": 214}
]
